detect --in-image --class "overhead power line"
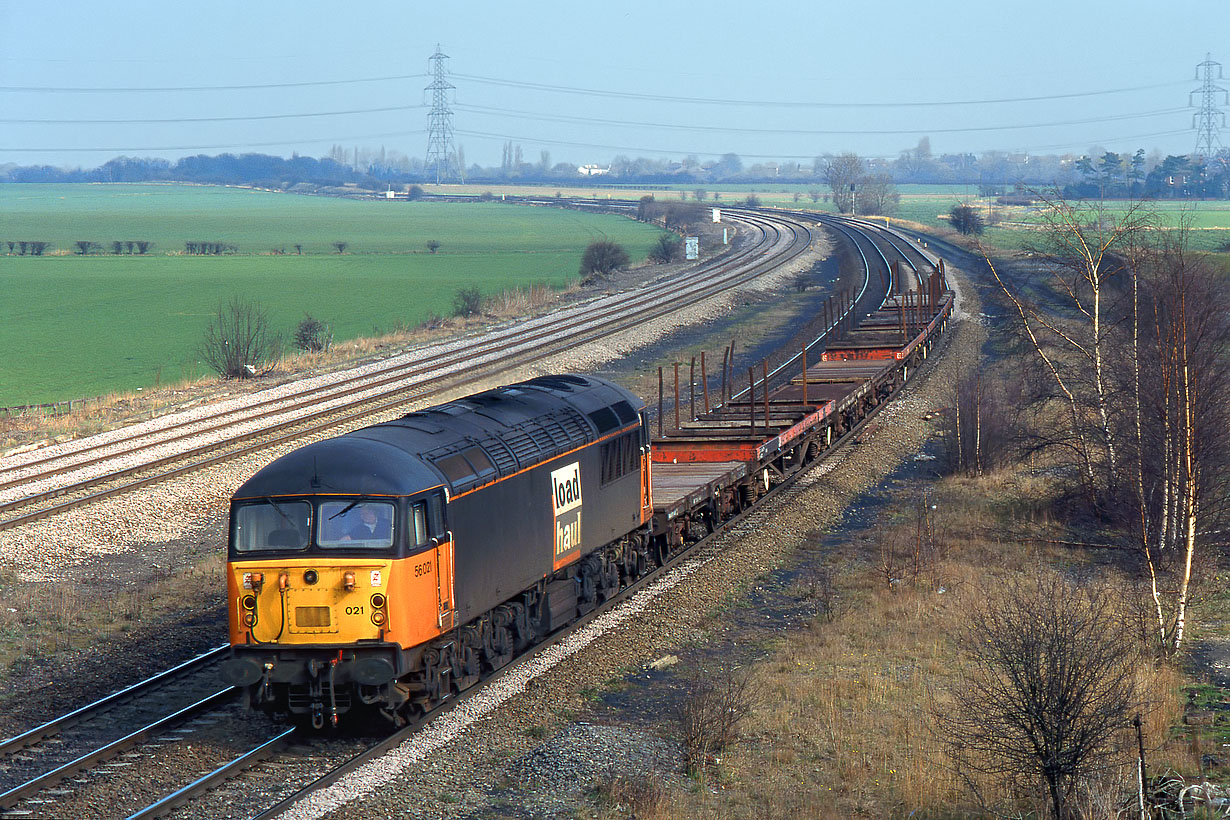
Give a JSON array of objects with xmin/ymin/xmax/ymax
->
[
  {"xmin": 455, "ymin": 126, "xmax": 1195, "ymax": 161},
  {"xmin": 457, "ymin": 103, "xmax": 1187, "ymax": 136},
  {"xmin": 0, "ymin": 104, "xmax": 426, "ymax": 125},
  {"xmin": 0, "ymin": 74, "xmax": 427, "ymax": 93},
  {"xmin": 454, "ymin": 73, "xmax": 1186, "ymax": 108},
  {"xmin": 0, "ymin": 129, "xmax": 424, "ymax": 153}
]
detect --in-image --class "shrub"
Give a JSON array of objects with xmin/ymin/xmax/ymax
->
[
  {"xmin": 200, "ymin": 297, "xmax": 279, "ymax": 379},
  {"xmin": 744, "ymin": 194, "xmax": 762, "ymax": 208},
  {"xmin": 426, "ymin": 239, "xmax": 441, "ymax": 253},
  {"xmin": 676, "ymin": 661, "xmax": 756, "ymax": 772},
  {"xmin": 648, "ymin": 234, "xmax": 682, "ymax": 264},
  {"xmin": 452, "ymin": 286, "xmax": 483, "ymax": 318},
  {"xmin": 293, "ymin": 314, "xmax": 332, "ymax": 352},
  {"xmin": 949, "ymin": 204, "xmax": 985, "ymax": 235},
  {"xmin": 579, "ymin": 240, "xmax": 629, "ymax": 279}
]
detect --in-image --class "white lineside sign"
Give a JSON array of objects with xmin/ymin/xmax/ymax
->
[{"xmin": 685, "ymin": 236, "xmax": 699, "ymax": 261}]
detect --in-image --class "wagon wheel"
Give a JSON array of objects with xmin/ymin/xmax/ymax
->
[{"xmin": 654, "ymin": 537, "xmax": 670, "ymax": 567}]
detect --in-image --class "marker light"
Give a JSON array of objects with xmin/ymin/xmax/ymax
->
[
  {"xmin": 303, "ymin": 570, "xmax": 319, "ymax": 585},
  {"xmin": 370, "ymin": 593, "xmax": 386, "ymax": 609},
  {"xmin": 242, "ymin": 612, "xmax": 257, "ymax": 627},
  {"xmin": 371, "ymin": 610, "xmax": 386, "ymax": 626}
]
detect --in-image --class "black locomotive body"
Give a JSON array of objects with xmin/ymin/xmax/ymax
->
[{"xmin": 223, "ymin": 374, "xmax": 652, "ymax": 725}]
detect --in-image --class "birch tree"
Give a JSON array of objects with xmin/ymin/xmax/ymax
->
[
  {"xmin": 984, "ymin": 193, "xmax": 1152, "ymax": 514},
  {"xmin": 1130, "ymin": 229, "xmax": 1230, "ymax": 655}
]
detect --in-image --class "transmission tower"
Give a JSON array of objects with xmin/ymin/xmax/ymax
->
[
  {"xmin": 1191, "ymin": 53, "xmax": 1227, "ymax": 157},
  {"xmin": 424, "ymin": 44, "xmax": 461, "ymax": 184}
]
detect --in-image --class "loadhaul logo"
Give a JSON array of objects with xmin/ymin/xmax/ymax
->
[{"xmin": 551, "ymin": 462, "xmax": 582, "ymax": 569}]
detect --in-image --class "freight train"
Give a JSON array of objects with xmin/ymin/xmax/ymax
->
[{"xmin": 221, "ymin": 266, "xmax": 953, "ymax": 729}]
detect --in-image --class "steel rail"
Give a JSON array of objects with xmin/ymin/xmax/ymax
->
[
  {"xmin": 0, "ymin": 213, "xmax": 813, "ymax": 532},
  {"xmin": 125, "ymin": 729, "xmax": 297, "ymax": 820},
  {"xmin": 0, "ymin": 644, "xmax": 229, "ymax": 758},
  {"xmin": 0, "ymin": 211, "xmax": 768, "ymax": 491},
  {"xmin": 0, "ymin": 687, "xmax": 237, "ymax": 810},
  {"xmin": 728, "ymin": 213, "xmax": 884, "ymax": 402},
  {"xmin": 245, "ymin": 291, "xmax": 951, "ymax": 820}
]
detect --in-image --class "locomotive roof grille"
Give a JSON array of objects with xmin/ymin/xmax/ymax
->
[{"xmin": 231, "ymin": 374, "xmax": 644, "ymax": 500}]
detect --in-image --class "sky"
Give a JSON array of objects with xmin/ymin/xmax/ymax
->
[{"xmin": 0, "ymin": 0, "xmax": 1226, "ymax": 170}]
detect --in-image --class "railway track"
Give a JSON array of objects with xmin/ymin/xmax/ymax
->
[
  {"xmin": 0, "ymin": 213, "xmax": 949, "ymax": 820},
  {"xmin": 0, "ymin": 210, "xmax": 812, "ymax": 532}
]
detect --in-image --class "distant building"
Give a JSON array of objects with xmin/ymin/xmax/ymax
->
[{"xmin": 577, "ymin": 164, "xmax": 610, "ymax": 176}]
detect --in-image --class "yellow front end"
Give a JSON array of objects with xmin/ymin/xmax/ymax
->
[
  {"xmin": 223, "ymin": 546, "xmax": 456, "ymax": 726},
  {"xmin": 227, "ymin": 558, "xmax": 394, "ymax": 646}
]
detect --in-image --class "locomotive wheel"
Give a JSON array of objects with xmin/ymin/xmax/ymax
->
[
  {"xmin": 486, "ymin": 614, "xmax": 515, "ymax": 672},
  {"xmin": 453, "ymin": 635, "xmax": 481, "ymax": 692}
]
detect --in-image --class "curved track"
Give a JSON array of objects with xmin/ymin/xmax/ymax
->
[
  {"xmin": 0, "ymin": 211, "xmax": 813, "ymax": 531},
  {"xmin": 0, "ymin": 211, "xmax": 952, "ymax": 820}
]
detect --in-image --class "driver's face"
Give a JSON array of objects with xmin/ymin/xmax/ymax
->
[{"xmin": 360, "ymin": 507, "xmax": 378, "ymax": 525}]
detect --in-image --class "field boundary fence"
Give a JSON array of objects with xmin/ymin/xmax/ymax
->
[{"xmin": 0, "ymin": 396, "xmax": 106, "ymax": 418}]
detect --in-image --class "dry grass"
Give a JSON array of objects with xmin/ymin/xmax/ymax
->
[
  {"xmin": 0, "ymin": 552, "xmax": 224, "ymax": 673},
  {"xmin": 634, "ymin": 473, "xmax": 1197, "ymax": 820}
]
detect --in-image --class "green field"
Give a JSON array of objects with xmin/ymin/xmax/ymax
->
[{"xmin": 0, "ymin": 184, "xmax": 665, "ymax": 407}]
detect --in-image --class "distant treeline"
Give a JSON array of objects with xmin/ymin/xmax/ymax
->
[{"xmin": 1, "ymin": 142, "xmax": 1229, "ymax": 198}]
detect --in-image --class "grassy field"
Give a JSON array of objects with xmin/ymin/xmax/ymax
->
[
  {"xmin": 447, "ymin": 181, "xmax": 1230, "ymax": 253},
  {"xmin": 0, "ymin": 185, "xmax": 664, "ymax": 407}
]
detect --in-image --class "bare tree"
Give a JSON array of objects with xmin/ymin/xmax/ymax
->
[
  {"xmin": 940, "ymin": 572, "xmax": 1140, "ymax": 819},
  {"xmin": 856, "ymin": 173, "xmax": 900, "ymax": 216},
  {"xmin": 648, "ymin": 233, "xmax": 681, "ymax": 264},
  {"xmin": 949, "ymin": 204, "xmax": 985, "ymax": 235},
  {"xmin": 984, "ymin": 193, "xmax": 1152, "ymax": 513},
  {"xmin": 293, "ymin": 314, "xmax": 332, "ymax": 352},
  {"xmin": 1130, "ymin": 226, "xmax": 1230, "ymax": 655},
  {"xmin": 824, "ymin": 152, "xmax": 864, "ymax": 214},
  {"xmin": 332, "ymin": 241, "xmax": 348, "ymax": 254},
  {"xmin": 200, "ymin": 297, "xmax": 279, "ymax": 379},
  {"xmin": 675, "ymin": 661, "xmax": 757, "ymax": 773}
]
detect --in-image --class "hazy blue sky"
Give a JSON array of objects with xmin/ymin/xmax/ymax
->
[{"xmin": 0, "ymin": 0, "xmax": 1226, "ymax": 169}]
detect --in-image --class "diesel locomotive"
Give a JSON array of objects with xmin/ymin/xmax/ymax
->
[{"xmin": 220, "ymin": 375, "xmax": 654, "ymax": 728}]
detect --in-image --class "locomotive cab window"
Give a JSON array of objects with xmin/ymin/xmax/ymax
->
[
  {"xmin": 411, "ymin": 501, "xmax": 429, "ymax": 548},
  {"xmin": 232, "ymin": 500, "xmax": 311, "ymax": 552},
  {"xmin": 318, "ymin": 501, "xmax": 395, "ymax": 549}
]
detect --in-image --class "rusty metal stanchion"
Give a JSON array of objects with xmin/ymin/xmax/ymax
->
[
  {"xmin": 701, "ymin": 351, "xmax": 709, "ymax": 413},
  {"xmin": 762, "ymin": 359, "xmax": 770, "ymax": 428},
  {"xmin": 657, "ymin": 366, "xmax": 664, "ymax": 437},
  {"xmin": 802, "ymin": 344, "xmax": 808, "ymax": 408},
  {"xmin": 673, "ymin": 362, "xmax": 680, "ymax": 430},
  {"xmin": 748, "ymin": 367, "xmax": 756, "ymax": 435},
  {"xmin": 720, "ymin": 345, "xmax": 729, "ymax": 406},
  {"xmin": 689, "ymin": 356, "xmax": 696, "ymax": 422}
]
